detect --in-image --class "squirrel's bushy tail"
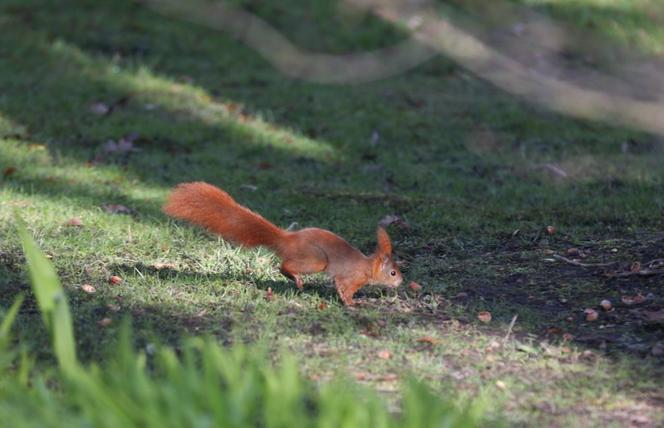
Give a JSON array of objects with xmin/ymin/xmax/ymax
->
[{"xmin": 163, "ymin": 182, "xmax": 286, "ymax": 249}]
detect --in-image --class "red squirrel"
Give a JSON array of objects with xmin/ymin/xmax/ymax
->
[{"xmin": 163, "ymin": 182, "xmax": 403, "ymax": 305}]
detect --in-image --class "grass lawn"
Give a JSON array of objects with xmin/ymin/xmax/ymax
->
[{"xmin": 1, "ymin": 0, "xmax": 663, "ymax": 425}]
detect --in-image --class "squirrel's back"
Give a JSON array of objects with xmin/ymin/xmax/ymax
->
[{"xmin": 163, "ymin": 182, "xmax": 285, "ymax": 248}]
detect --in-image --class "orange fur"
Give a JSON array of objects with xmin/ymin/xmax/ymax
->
[{"xmin": 163, "ymin": 182, "xmax": 403, "ymax": 305}]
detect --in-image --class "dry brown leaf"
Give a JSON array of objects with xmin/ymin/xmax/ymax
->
[
  {"xmin": 318, "ymin": 302, "xmax": 327, "ymax": 310},
  {"xmin": 417, "ymin": 336, "xmax": 440, "ymax": 345},
  {"xmin": 584, "ymin": 308, "xmax": 599, "ymax": 321},
  {"xmin": 3, "ymin": 167, "xmax": 16, "ymax": 178},
  {"xmin": 377, "ymin": 350, "xmax": 391, "ymax": 360},
  {"xmin": 477, "ymin": 311, "xmax": 492, "ymax": 323},
  {"xmin": 153, "ymin": 262, "xmax": 176, "ymax": 270},
  {"xmin": 408, "ymin": 281, "xmax": 422, "ymax": 292},
  {"xmin": 64, "ymin": 217, "xmax": 83, "ymax": 227},
  {"xmin": 545, "ymin": 225, "xmax": 556, "ymax": 235},
  {"xmin": 354, "ymin": 372, "xmax": 368, "ymax": 381},
  {"xmin": 98, "ymin": 318, "xmax": 112, "ymax": 327},
  {"xmin": 546, "ymin": 327, "xmax": 562, "ymax": 335},
  {"xmin": 621, "ymin": 294, "xmax": 646, "ymax": 305},
  {"xmin": 81, "ymin": 284, "xmax": 96, "ymax": 294},
  {"xmin": 495, "ymin": 380, "xmax": 507, "ymax": 391},
  {"xmin": 378, "ymin": 214, "xmax": 411, "ymax": 230},
  {"xmin": 108, "ymin": 275, "xmax": 123, "ymax": 285},
  {"xmin": 600, "ymin": 299, "xmax": 612, "ymax": 311},
  {"xmin": 256, "ymin": 162, "xmax": 272, "ymax": 170}
]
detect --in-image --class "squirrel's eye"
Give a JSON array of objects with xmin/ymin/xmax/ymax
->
[{"xmin": 390, "ymin": 270, "xmax": 396, "ymax": 276}]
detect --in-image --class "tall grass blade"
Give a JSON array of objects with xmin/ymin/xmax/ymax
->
[{"xmin": 15, "ymin": 214, "xmax": 78, "ymax": 376}]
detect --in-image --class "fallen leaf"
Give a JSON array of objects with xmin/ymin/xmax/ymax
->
[
  {"xmin": 545, "ymin": 225, "xmax": 556, "ymax": 235},
  {"xmin": 584, "ymin": 308, "xmax": 599, "ymax": 322},
  {"xmin": 108, "ymin": 275, "xmax": 123, "ymax": 285},
  {"xmin": 3, "ymin": 167, "xmax": 16, "ymax": 178},
  {"xmin": 256, "ymin": 162, "xmax": 272, "ymax": 170},
  {"xmin": 377, "ymin": 350, "xmax": 391, "ymax": 360},
  {"xmin": 102, "ymin": 204, "xmax": 132, "ymax": 215},
  {"xmin": 562, "ymin": 333, "xmax": 574, "ymax": 341},
  {"xmin": 107, "ymin": 303, "xmax": 121, "ymax": 312},
  {"xmin": 239, "ymin": 184, "xmax": 258, "ymax": 192},
  {"xmin": 98, "ymin": 318, "xmax": 112, "ymax": 327},
  {"xmin": 354, "ymin": 372, "xmax": 368, "ymax": 381},
  {"xmin": 600, "ymin": 299, "xmax": 612, "ymax": 311},
  {"xmin": 540, "ymin": 163, "xmax": 568, "ymax": 178},
  {"xmin": 546, "ymin": 327, "xmax": 562, "ymax": 335},
  {"xmin": 64, "ymin": 217, "xmax": 83, "ymax": 227},
  {"xmin": 581, "ymin": 350, "xmax": 595, "ymax": 360},
  {"xmin": 566, "ymin": 248, "xmax": 580, "ymax": 256},
  {"xmin": 417, "ymin": 336, "xmax": 440, "ymax": 345},
  {"xmin": 621, "ymin": 294, "xmax": 646, "ymax": 305},
  {"xmin": 153, "ymin": 262, "xmax": 176, "ymax": 270},
  {"xmin": 408, "ymin": 281, "xmax": 422, "ymax": 292},
  {"xmin": 318, "ymin": 302, "xmax": 327, "ymax": 310},
  {"xmin": 265, "ymin": 287, "xmax": 274, "ymax": 301},
  {"xmin": 477, "ymin": 311, "xmax": 492, "ymax": 323},
  {"xmin": 81, "ymin": 284, "xmax": 96, "ymax": 294},
  {"xmin": 378, "ymin": 214, "xmax": 411, "ymax": 230},
  {"xmin": 495, "ymin": 380, "xmax": 507, "ymax": 391},
  {"xmin": 630, "ymin": 261, "xmax": 641, "ymax": 273}
]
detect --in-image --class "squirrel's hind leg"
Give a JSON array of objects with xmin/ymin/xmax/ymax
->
[{"xmin": 279, "ymin": 249, "xmax": 328, "ymax": 290}]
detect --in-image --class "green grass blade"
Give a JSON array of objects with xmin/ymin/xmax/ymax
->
[
  {"xmin": 15, "ymin": 213, "xmax": 78, "ymax": 376},
  {"xmin": 0, "ymin": 293, "xmax": 24, "ymax": 340}
]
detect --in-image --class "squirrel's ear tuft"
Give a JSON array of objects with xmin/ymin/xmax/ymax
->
[{"xmin": 376, "ymin": 227, "xmax": 392, "ymax": 255}]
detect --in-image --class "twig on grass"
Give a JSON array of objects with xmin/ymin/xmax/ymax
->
[
  {"xmin": 645, "ymin": 259, "xmax": 664, "ymax": 268},
  {"xmin": 552, "ymin": 254, "xmax": 618, "ymax": 268},
  {"xmin": 552, "ymin": 254, "xmax": 664, "ymax": 278},
  {"xmin": 503, "ymin": 314, "xmax": 518, "ymax": 344},
  {"xmin": 607, "ymin": 269, "xmax": 664, "ymax": 278}
]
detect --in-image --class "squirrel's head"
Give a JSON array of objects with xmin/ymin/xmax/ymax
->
[{"xmin": 370, "ymin": 227, "xmax": 403, "ymax": 288}]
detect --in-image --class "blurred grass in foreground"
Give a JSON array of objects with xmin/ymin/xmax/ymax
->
[{"xmin": 0, "ymin": 216, "xmax": 487, "ymax": 428}]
